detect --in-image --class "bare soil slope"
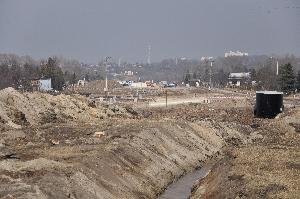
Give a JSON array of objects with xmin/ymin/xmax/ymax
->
[
  {"xmin": 191, "ymin": 108, "xmax": 300, "ymax": 199},
  {"xmin": 1, "ymin": 88, "xmax": 298, "ymax": 199},
  {"xmin": 0, "ymin": 89, "xmax": 260, "ymax": 199}
]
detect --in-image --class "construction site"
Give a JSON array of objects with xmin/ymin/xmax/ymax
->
[
  {"xmin": 0, "ymin": 84, "xmax": 299, "ymax": 199},
  {"xmin": 1, "ymin": 0, "xmax": 300, "ymax": 198}
]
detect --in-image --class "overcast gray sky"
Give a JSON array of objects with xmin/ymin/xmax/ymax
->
[{"xmin": 0, "ymin": 0, "xmax": 299, "ymax": 63}]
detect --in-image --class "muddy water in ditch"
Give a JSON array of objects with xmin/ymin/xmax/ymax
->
[{"xmin": 157, "ymin": 165, "xmax": 212, "ymax": 199}]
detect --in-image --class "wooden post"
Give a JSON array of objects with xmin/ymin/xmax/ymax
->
[{"xmin": 165, "ymin": 90, "xmax": 168, "ymax": 108}]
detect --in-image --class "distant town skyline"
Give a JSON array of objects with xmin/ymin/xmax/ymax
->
[{"xmin": 0, "ymin": 0, "xmax": 299, "ymax": 63}]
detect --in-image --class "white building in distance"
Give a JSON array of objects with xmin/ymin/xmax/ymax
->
[
  {"xmin": 124, "ymin": 71, "xmax": 134, "ymax": 76},
  {"xmin": 225, "ymin": 51, "xmax": 249, "ymax": 58},
  {"xmin": 39, "ymin": 79, "xmax": 52, "ymax": 91},
  {"xmin": 228, "ymin": 72, "xmax": 251, "ymax": 87},
  {"xmin": 201, "ymin": 57, "xmax": 214, "ymax": 62}
]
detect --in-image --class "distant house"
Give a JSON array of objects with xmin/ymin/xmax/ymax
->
[
  {"xmin": 31, "ymin": 78, "xmax": 52, "ymax": 91},
  {"xmin": 39, "ymin": 78, "xmax": 52, "ymax": 91},
  {"xmin": 124, "ymin": 71, "xmax": 134, "ymax": 76},
  {"xmin": 228, "ymin": 72, "xmax": 251, "ymax": 87},
  {"xmin": 130, "ymin": 82, "xmax": 148, "ymax": 88},
  {"xmin": 77, "ymin": 78, "xmax": 87, "ymax": 86}
]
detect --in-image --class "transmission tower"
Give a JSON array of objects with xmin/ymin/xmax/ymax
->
[{"xmin": 147, "ymin": 45, "xmax": 151, "ymax": 65}]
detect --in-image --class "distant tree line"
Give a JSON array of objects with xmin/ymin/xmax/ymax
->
[
  {"xmin": 132, "ymin": 54, "xmax": 300, "ymax": 94},
  {"xmin": 1, "ymin": 53, "xmax": 300, "ymax": 94},
  {"xmin": 0, "ymin": 58, "xmax": 40, "ymax": 90},
  {"xmin": 0, "ymin": 54, "xmax": 106, "ymax": 91},
  {"xmin": 0, "ymin": 57, "xmax": 67, "ymax": 90},
  {"xmin": 180, "ymin": 55, "xmax": 300, "ymax": 93}
]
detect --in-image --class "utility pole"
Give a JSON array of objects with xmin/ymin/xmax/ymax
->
[
  {"xmin": 209, "ymin": 61, "xmax": 212, "ymax": 89},
  {"xmin": 209, "ymin": 59, "xmax": 214, "ymax": 90},
  {"xmin": 276, "ymin": 59, "xmax": 279, "ymax": 91},
  {"xmin": 270, "ymin": 56, "xmax": 279, "ymax": 76},
  {"xmin": 276, "ymin": 60, "xmax": 279, "ymax": 76},
  {"xmin": 104, "ymin": 56, "xmax": 111, "ymax": 100},
  {"xmin": 118, "ymin": 58, "xmax": 122, "ymax": 67}
]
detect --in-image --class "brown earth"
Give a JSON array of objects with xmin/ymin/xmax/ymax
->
[
  {"xmin": 0, "ymin": 88, "xmax": 299, "ymax": 199},
  {"xmin": 0, "ymin": 87, "xmax": 132, "ymax": 128},
  {"xmin": 190, "ymin": 108, "xmax": 300, "ymax": 199}
]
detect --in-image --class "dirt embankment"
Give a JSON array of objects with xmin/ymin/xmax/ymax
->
[
  {"xmin": 0, "ymin": 89, "xmax": 261, "ymax": 199},
  {"xmin": 0, "ymin": 117, "xmax": 257, "ymax": 199},
  {"xmin": 190, "ymin": 108, "xmax": 300, "ymax": 199},
  {"xmin": 0, "ymin": 87, "xmax": 130, "ymax": 129}
]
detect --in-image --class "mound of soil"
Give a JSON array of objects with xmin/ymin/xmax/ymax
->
[{"xmin": 0, "ymin": 88, "xmax": 130, "ymax": 128}]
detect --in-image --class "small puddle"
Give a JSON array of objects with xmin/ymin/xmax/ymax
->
[{"xmin": 157, "ymin": 165, "xmax": 212, "ymax": 199}]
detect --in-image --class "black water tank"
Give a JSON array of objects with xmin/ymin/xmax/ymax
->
[{"xmin": 254, "ymin": 91, "xmax": 284, "ymax": 118}]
